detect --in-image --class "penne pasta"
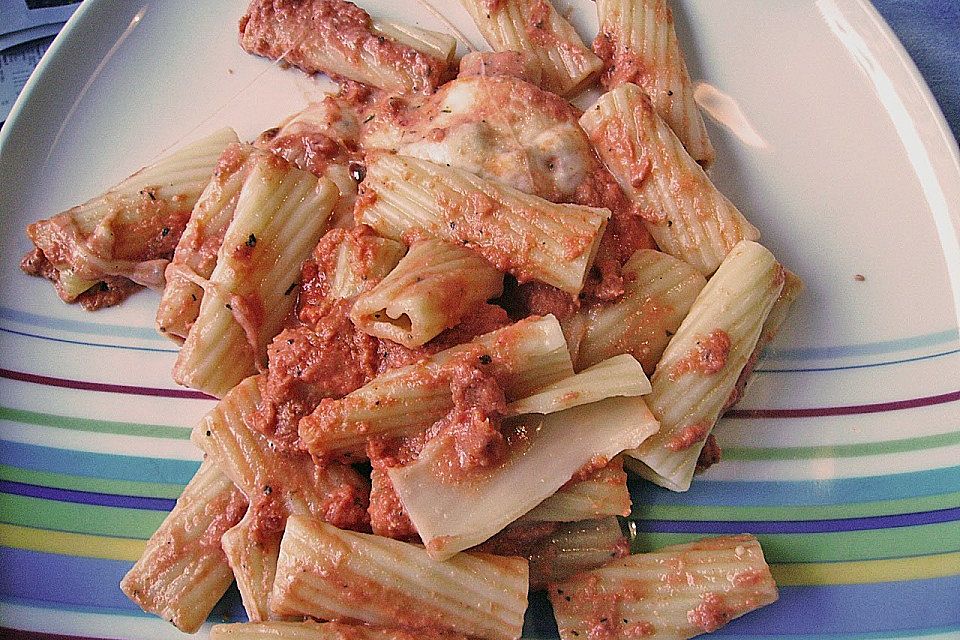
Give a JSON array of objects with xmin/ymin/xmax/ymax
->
[
  {"xmin": 459, "ymin": 0, "xmax": 602, "ymax": 96},
  {"xmin": 157, "ymin": 143, "xmax": 260, "ymax": 342},
  {"xmin": 522, "ymin": 458, "xmax": 631, "ymax": 522},
  {"xmin": 172, "ymin": 155, "xmax": 337, "ymax": 397},
  {"xmin": 351, "ymin": 238, "xmax": 503, "ymax": 348},
  {"xmin": 593, "ymin": 0, "xmax": 715, "ymax": 165},
  {"xmin": 23, "ymin": 128, "xmax": 237, "ymax": 307},
  {"xmin": 211, "ymin": 621, "xmax": 473, "ymax": 640},
  {"xmin": 505, "ymin": 354, "xmax": 650, "ymax": 417},
  {"xmin": 548, "ymin": 534, "xmax": 778, "ymax": 640},
  {"xmin": 120, "ymin": 459, "xmax": 247, "ymax": 633},
  {"xmin": 575, "ymin": 249, "xmax": 707, "ymax": 374},
  {"xmin": 271, "ymin": 516, "xmax": 529, "ymax": 640},
  {"xmin": 580, "ymin": 83, "xmax": 759, "ymax": 275},
  {"xmin": 389, "ymin": 395, "xmax": 659, "ymax": 559},
  {"xmin": 626, "ymin": 241, "xmax": 785, "ymax": 491},
  {"xmin": 299, "ymin": 315, "xmax": 574, "ymax": 459},
  {"xmin": 239, "ymin": 0, "xmax": 456, "ymax": 94},
  {"xmin": 356, "ymin": 153, "xmax": 610, "ymax": 294}
]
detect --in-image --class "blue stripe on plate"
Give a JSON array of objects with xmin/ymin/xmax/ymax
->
[
  {"xmin": 763, "ymin": 328, "xmax": 959, "ymax": 361},
  {"xmin": 0, "ymin": 441, "xmax": 199, "ymax": 485},
  {"xmin": 2, "ymin": 548, "xmax": 958, "ymax": 636},
  {"xmin": 0, "ymin": 307, "xmax": 163, "ymax": 341},
  {"xmin": 0, "ymin": 327, "xmax": 178, "ymax": 354},
  {"xmin": 756, "ymin": 347, "xmax": 960, "ymax": 373},
  {"xmin": 629, "ymin": 465, "xmax": 960, "ymax": 507}
]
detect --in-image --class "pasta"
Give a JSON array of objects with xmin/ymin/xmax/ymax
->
[
  {"xmin": 15, "ymin": 0, "xmax": 801, "ymax": 635},
  {"xmin": 21, "ymin": 128, "xmax": 237, "ymax": 309},
  {"xmin": 350, "ymin": 238, "xmax": 503, "ymax": 348},
  {"xmin": 119, "ymin": 460, "xmax": 247, "ymax": 633},
  {"xmin": 573, "ymin": 249, "xmax": 707, "ymax": 374},
  {"xmin": 355, "ymin": 152, "xmax": 611, "ymax": 294},
  {"xmin": 522, "ymin": 458, "xmax": 632, "ymax": 522},
  {"xmin": 549, "ymin": 534, "xmax": 778, "ymax": 639},
  {"xmin": 271, "ymin": 515, "xmax": 529, "ymax": 640},
  {"xmin": 626, "ymin": 241, "xmax": 785, "ymax": 491},
  {"xmin": 157, "ymin": 143, "xmax": 260, "ymax": 342},
  {"xmin": 239, "ymin": 0, "xmax": 456, "ymax": 94},
  {"xmin": 579, "ymin": 82, "xmax": 759, "ymax": 275},
  {"xmin": 593, "ymin": 0, "xmax": 715, "ymax": 165},
  {"xmin": 298, "ymin": 314, "xmax": 575, "ymax": 459},
  {"xmin": 172, "ymin": 154, "xmax": 338, "ymax": 397},
  {"xmin": 459, "ymin": 0, "xmax": 602, "ymax": 96},
  {"xmin": 389, "ymin": 394, "xmax": 659, "ymax": 559}
]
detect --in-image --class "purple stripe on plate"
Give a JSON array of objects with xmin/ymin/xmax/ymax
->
[
  {"xmin": 639, "ymin": 506, "xmax": 960, "ymax": 534},
  {"xmin": 2, "ymin": 368, "xmax": 958, "ymax": 420},
  {"xmin": 0, "ymin": 368, "xmax": 213, "ymax": 400},
  {"xmin": 727, "ymin": 389, "xmax": 960, "ymax": 419},
  {"xmin": 0, "ymin": 480, "xmax": 175, "ymax": 511},
  {"xmin": 1, "ymin": 630, "xmax": 116, "ymax": 640}
]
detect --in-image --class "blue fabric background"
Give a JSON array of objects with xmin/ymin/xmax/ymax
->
[{"xmin": 872, "ymin": 0, "xmax": 960, "ymax": 144}]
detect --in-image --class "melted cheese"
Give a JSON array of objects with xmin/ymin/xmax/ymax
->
[{"xmin": 394, "ymin": 77, "xmax": 596, "ymax": 203}]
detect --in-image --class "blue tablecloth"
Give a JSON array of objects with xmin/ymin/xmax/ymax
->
[{"xmin": 872, "ymin": 0, "xmax": 960, "ymax": 143}]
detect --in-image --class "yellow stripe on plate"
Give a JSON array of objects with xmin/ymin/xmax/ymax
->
[
  {"xmin": 771, "ymin": 551, "xmax": 960, "ymax": 586},
  {"xmin": 0, "ymin": 523, "xmax": 146, "ymax": 562},
  {"xmin": 3, "ymin": 522, "xmax": 959, "ymax": 586}
]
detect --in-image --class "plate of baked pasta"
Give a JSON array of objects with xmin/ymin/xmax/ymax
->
[{"xmin": 1, "ymin": 0, "xmax": 959, "ymax": 639}]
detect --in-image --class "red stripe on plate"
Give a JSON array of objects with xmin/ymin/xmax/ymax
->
[{"xmin": 0, "ymin": 367, "xmax": 213, "ymax": 400}]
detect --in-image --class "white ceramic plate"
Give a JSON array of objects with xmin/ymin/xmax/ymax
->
[{"xmin": 1, "ymin": 1, "xmax": 959, "ymax": 639}]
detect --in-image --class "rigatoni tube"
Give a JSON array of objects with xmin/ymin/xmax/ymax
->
[
  {"xmin": 120, "ymin": 459, "xmax": 247, "ymax": 633},
  {"xmin": 172, "ymin": 154, "xmax": 337, "ymax": 397},
  {"xmin": 299, "ymin": 315, "xmax": 574, "ymax": 459},
  {"xmin": 221, "ymin": 514, "xmax": 287, "ymax": 623},
  {"xmin": 522, "ymin": 458, "xmax": 631, "ymax": 522},
  {"xmin": 351, "ymin": 239, "xmax": 503, "ymax": 348},
  {"xmin": 548, "ymin": 534, "xmax": 778, "ymax": 640},
  {"xmin": 580, "ymin": 83, "xmax": 758, "ymax": 275},
  {"xmin": 626, "ymin": 241, "xmax": 785, "ymax": 491},
  {"xmin": 505, "ymin": 354, "xmax": 650, "ymax": 417},
  {"xmin": 191, "ymin": 375, "xmax": 370, "ymax": 532},
  {"xmin": 459, "ymin": 0, "xmax": 602, "ymax": 96},
  {"xmin": 238, "ymin": 0, "xmax": 456, "ymax": 94},
  {"xmin": 356, "ymin": 153, "xmax": 610, "ymax": 295},
  {"xmin": 25, "ymin": 128, "xmax": 237, "ymax": 299},
  {"xmin": 271, "ymin": 516, "xmax": 529, "ymax": 640},
  {"xmin": 575, "ymin": 249, "xmax": 706, "ymax": 374},
  {"xmin": 593, "ymin": 0, "xmax": 715, "ymax": 165},
  {"xmin": 157, "ymin": 142, "xmax": 260, "ymax": 342}
]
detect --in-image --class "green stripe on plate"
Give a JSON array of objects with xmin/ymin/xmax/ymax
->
[
  {"xmin": 0, "ymin": 493, "xmax": 165, "ymax": 540},
  {"xmin": 632, "ymin": 490, "xmax": 960, "ymax": 521},
  {"xmin": 724, "ymin": 429, "xmax": 960, "ymax": 461},
  {"xmin": 0, "ymin": 406, "xmax": 191, "ymax": 440},
  {"xmin": 3, "ymin": 491, "xmax": 959, "ymax": 564},
  {"xmin": 632, "ymin": 521, "xmax": 960, "ymax": 563},
  {"xmin": 0, "ymin": 465, "xmax": 184, "ymax": 499}
]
